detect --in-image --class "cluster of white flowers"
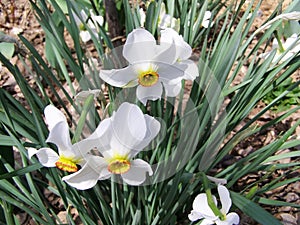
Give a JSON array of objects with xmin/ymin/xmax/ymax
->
[
  {"xmin": 28, "ymin": 15, "xmax": 242, "ymax": 223},
  {"xmin": 29, "ymin": 102, "xmax": 160, "ymax": 189}
]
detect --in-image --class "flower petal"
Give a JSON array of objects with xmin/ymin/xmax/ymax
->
[
  {"xmin": 157, "ymin": 63, "xmax": 186, "ymax": 83},
  {"xmin": 44, "ymin": 105, "xmax": 67, "ymax": 131},
  {"xmin": 216, "ymin": 213, "xmax": 240, "ymax": 225},
  {"xmin": 110, "ymin": 103, "xmax": 147, "ymax": 152},
  {"xmin": 159, "ymin": 14, "xmax": 172, "ymax": 29},
  {"xmin": 163, "ymin": 81, "xmax": 182, "ymax": 97},
  {"xmin": 121, "ymin": 159, "xmax": 153, "ymax": 185},
  {"xmin": 192, "ymin": 193, "xmax": 218, "ymax": 219},
  {"xmin": 180, "ymin": 59, "xmax": 199, "ymax": 80},
  {"xmin": 28, "ymin": 147, "xmax": 59, "ymax": 167},
  {"xmin": 136, "ymin": 82, "xmax": 163, "ymax": 105},
  {"xmin": 188, "ymin": 210, "xmax": 203, "ymax": 222},
  {"xmin": 129, "ymin": 114, "xmax": 161, "ymax": 154},
  {"xmin": 160, "ymin": 28, "xmax": 192, "ymax": 60},
  {"xmin": 123, "ymin": 28, "xmax": 157, "ymax": 63},
  {"xmin": 62, "ymin": 156, "xmax": 106, "ymax": 190},
  {"xmin": 72, "ymin": 117, "xmax": 112, "ymax": 155},
  {"xmin": 201, "ymin": 218, "xmax": 215, "ymax": 225},
  {"xmin": 100, "ymin": 65, "xmax": 137, "ymax": 87},
  {"xmin": 154, "ymin": 41, "xmax": 178, "ymax": 65},
  {"xmin": 80, "ymin": 30, "xmax": 92, "ymax": 43},
  {"xmin": 218, "ymin": 185, "xmax": 232, "ymax": 214},
  {"xmin": 46, "ymin": 121, "xmax": 73, "ymax": 157},
  {"xmin": 203, "ymin": 11, "xmax": 212, "ymax": 21},
  {"xmin": 202, "ymin": 20, "xmax": 210, "ymax": 29}
]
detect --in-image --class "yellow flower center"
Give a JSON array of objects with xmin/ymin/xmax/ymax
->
[
  {"xmin": 138, "ymin": 71, "xmax": 159, "ymax": 87},
  {"xmin": 108, "ymin": 158, "xmax": 131, "ymax": 174},
  {"xmin": 55, "ymin": 155, "xmax": 80, "ymax": 172}
]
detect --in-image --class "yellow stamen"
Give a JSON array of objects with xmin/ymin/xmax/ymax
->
[
  {"xmin": 108, "ymin": 158, "xmax": 131, "ymax": 174},
  {"xmin": 138, "ymin": 71, "xmax": 159, "ymax": 87},
  {"xmin": 55, "ymin": 155, "xmax": 80, "ymax": 172}
]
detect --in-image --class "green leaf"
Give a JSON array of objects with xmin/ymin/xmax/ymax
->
[
  {"xmin": 0, "ymin": 42, "xmax": 14, "ymax": 59},
  {"xmin": 258, "ymin": 197, "xmax": 300, "ymax": 208},
  {"xmin": 54, "ymin": 0, "xmax": 68, "ymax": 14},
  {"xmin": 0, "ymin": 163, "xmax": 42, "ymax": 180},
  {"xmin": 231, "ymin": 191, "xmax": 283, "ymax": 225}
]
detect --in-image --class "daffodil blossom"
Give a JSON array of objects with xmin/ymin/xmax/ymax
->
[
  {"xmin": 160, "ymin": 28, "xmax": 199, "ymax": 82},
  {"xmin": 157, "ymin": 3, "xmax": 180, "ymax": 32},
  {"xmin": 188, "ymin": 185, "xmax": 240, "ymax": 225},
  {"xmin": 62, "ymin": 102, "xmax": 160, "ymax": 189},
  {"xmin": 138, "ymin": 3, "xmax": 179, "ymax": 31},
  {"xmin": 201, "ymin": 11, "xmax": 214, "ymax": 28},
  {"xmin": 73, "ymin": 9, "xmax": 104, "ymax": 43},
  {"xmin": 28, "ymin": 105, "xmax": 102, "ymax": 175},
  {"xmin": 100, "ymin": 28, "xmax": 198, "ymax": 105},
  {"xmin": 260, "ymin": 33, "xmax": 300, "ymax": 63}
]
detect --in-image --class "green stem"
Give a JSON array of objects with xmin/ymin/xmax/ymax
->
[
  {"xmin": 201, "ymin": 172, "xmax": 226, "ymax": 221},
  {"xmin": 274, "ymin": 31, "xmax": 285, "ymax": 53},
  {"xmin": 1, "ymin": 200, "xmax": 14, "ymax": 225},
  {"xmin": 111, "ymin": 177, "xmax": 117, "ymax": 224},
  {"xmin": 72, "ymin": 94, "xmax": 95, "ymax": 143}
]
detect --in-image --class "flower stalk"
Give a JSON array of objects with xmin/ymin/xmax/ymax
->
[
  {"xmin": 201, "ymin": 172, "xmax": 226, "ymax": 221},
  {"xmin": 274, "ymin": 31, "xmax": 285, "ymax": 53}
]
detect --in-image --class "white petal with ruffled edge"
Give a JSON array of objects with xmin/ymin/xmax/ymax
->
[
  {"xmin": 136, "ymin": 82, "xmax": 163, "ymax": 105},
  {"xmin": 100, "ymin": 66, "xmax": 137, "ymax": 87},
  {"xmin": 121, "ymin": 159, "xmax": 153, "ymax": 185},
  {"xmin": 62, "ymin": 156, "xmax": 106, "ymax": 190},
  {"xmin": 188, "ymin": 210, "xmax": 204, "ymax": 222},
  {"xmin": 28, "ymin": 147, "xmax": 59, "ymax": 167}
]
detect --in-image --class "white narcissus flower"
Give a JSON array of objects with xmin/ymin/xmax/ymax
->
[
  {"xmin": 201, "ymin": 11, "xmax": 214, "ymax": 28},
  {"xmin": 63, "ymin": 102, "xmax": 161, "ymax": 189},
  {"xmin": 28, "ymin": 105, "xmax": 102, "ymax": 175},
  {"xmin": 158, "ymin": 3, "xmax": 180, "ymax": 32},
  {"xmin": 188, "ymin": 185, "xmax": 240, "ymax": 225},
  {"xmin": 260, "ymin": 33, "xmax": 300, "ymax": 63},
  {"xmin": 73, "ymin": 9, "xmax": 104, "ymax": 43},
  {"xmin": 160, "ymin": 28, "xmax": 199, "ymax": 82},
  {"xmin": 100, "ymin": 28, "xmax": 198, "ymax": 105}
]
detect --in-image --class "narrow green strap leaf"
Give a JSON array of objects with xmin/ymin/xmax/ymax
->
[
  {"xmin": 231, "ymin": 191, "xmax": 283, "ymax": 225},
  {"xmin": 0, "ymin": 163, "xmax": 42, "ymax": 180}
]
